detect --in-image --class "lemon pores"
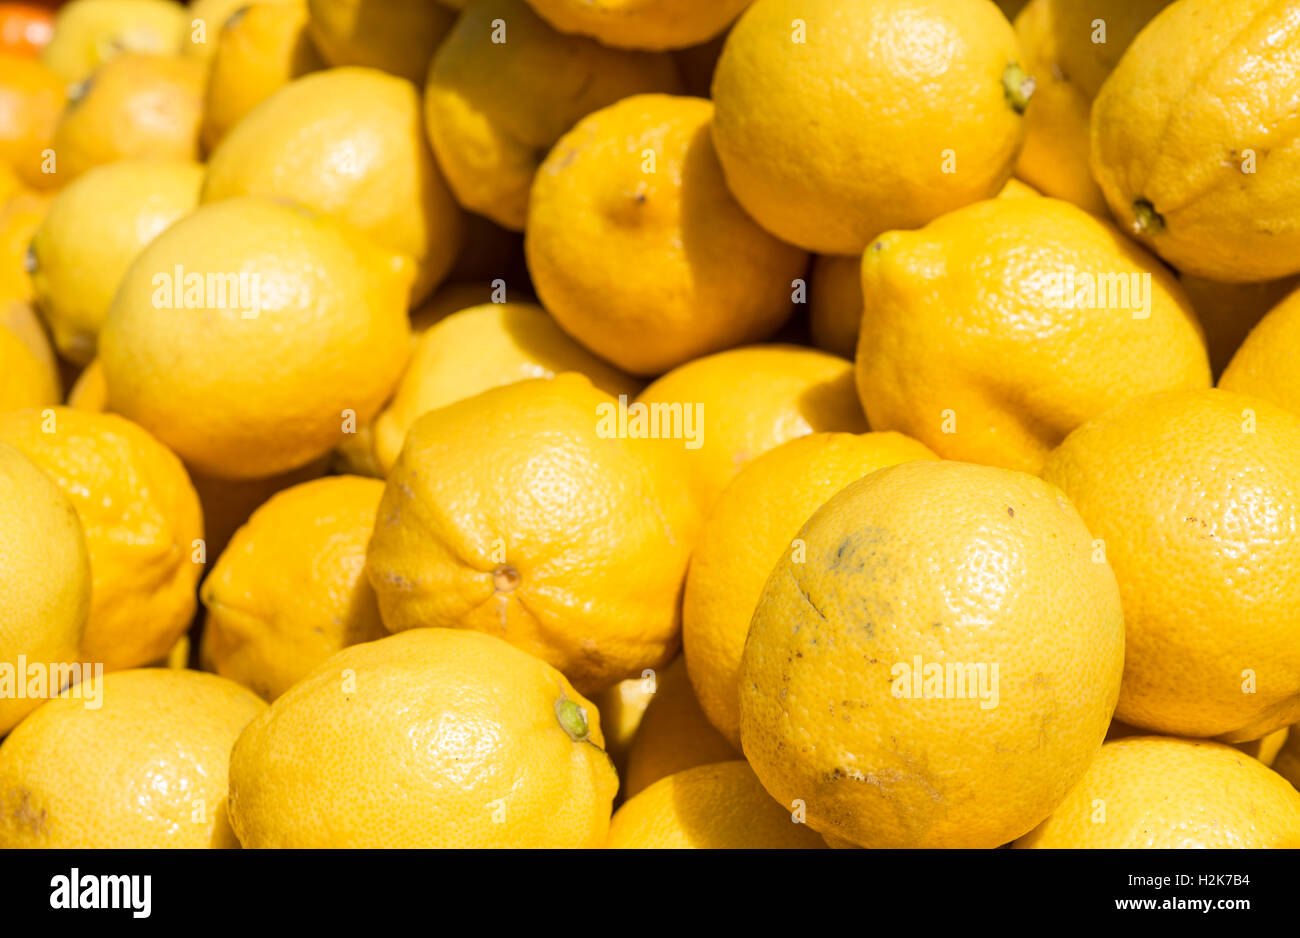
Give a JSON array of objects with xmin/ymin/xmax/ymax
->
[
  {"xmin": 1016, "ymin": 737, "xmax": 1300, "ymax": 848},
  {"xmin": 98, "ymin": 197, "xmax": 413, "ymax": 480},
  {"xmin": 522, "ymin": 0, "xmax": 751, "ymax": 50},
  {"xmin": 526, "ymin": 94, "xmax": 806, "ymax": 377},
  {"xmin": 226, "ymin": 629, "xmax": 618, "ymax": 848},
  {"xmin": 0, "ymin": 669, "xmax": 265, "ymax": 847},
  {"xmin": 371, "ymin": 302, "xmax": 641, "ymax": 473},
  {"xmin": 366, "ymin": 374, "xmax": 698, "ymax": 695},
  {"xmin": 684, "ymin": 432, "xmax": 938, "ymax": 749},
  {"xmin": 199, "ymin": 475, "xmax": 388, "ymax": 701},
  {"xmin": 424, "ymin": 0, "xmax": 684, "ymax": 231},
  {"xmin": 1041, "ymin": 389, "xmax": 1300, "ymax": 742},
  {"xmin": 203, "ymin": 67, "xmax": 464, "ymax": 306},
  {"xmin": 1221, "ymin": 286, "xmax": 1300, "ymax": 417},
  {"xmin": 1013, "ymin": 0, "xmax": 1171, "ymax": 216},
  {"xmin": 1091, "ymin": 0, "xmax": 1300, "ymax": 282},
  {"xmin": 30, "ymin": 159, "xmax": 204, "ymax": 365},
  {"xmin": 0, "ymin": 407, "xmax": 204, "ymax": 673},
  {"xmin": 0, "ymin": 441, "xmax": 89, "ymax": 735},
  {"xmin": 711, "ymin": 0, "xmax": 1029, "ymax": 254},
  {"xmin": 740, "ymin": 460, "xmax": 1125, "ymax": 849},
  {"xmin": 608, "ymin": 761, "xmax": 827, "ymax": 849},
  {"xmin": 855, "ymin": 197, "xmax": 1210, "ymax": 474}
]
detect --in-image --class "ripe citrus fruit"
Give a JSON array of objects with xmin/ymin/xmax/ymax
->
[
  {"xmin": 0, "ymin": 52, "xmax": 63, "ymax": 188},
  {"xmin": 366, "ymin": 373, "xmax": 698, "ymax": 694},
  {"xmin": 202, "ymin": 67, "xmax": 465, "ymax": 305},
  {"xmin": 0, "ymin": 407, "xmax": 203, "ymax": 673},
  {"xmin": 1016, "ymin": 737, "xmax": 1300, "ymax": 848},
  {"xmin": 424, "ymin": 0, "xmax": 682, "ymax": 231},
  {"xmin": 855, "ymin": 196, "xmax": 1210, "ymax": 473},
  {"xmin": 523, "ymin": 0, "xmax": 750, "ymax": 50},
  {"xmin": 608, "ymin": 761, "xmax": 826, "ymax": 849},
  {"xmin": 226, "ymin": 628, "xmax": 619, "ymax": 847},
  {"xmin": 635, "ymin": 344, "xmax": 867, "ymax": 509},
  {"xmin": 740, "ymin": 459, "xmax": 1125, "ymax": 848},
  {"xmin": 0, "ymin": 669, "xmax": 265, "ymax": 847},
  {"xmin": 684, "ymin": 431, "xmax": 937, "ymax": 748},
  {"xmin": 99, "ymin": 197, "xmax": 412, "ymax": 479},
  {"xmin": 0, "ymin": 312, "xmax": 57, "ymax": 409},
  {"xmin": 41, "ymin": 0, "xmax": 185, "ymax": 83},
  {"xmin": 1042, "ymin": 388, "xmax": 1300, "ymax": 742},
  {"xmin": 1220, "ymin": 286, "xmax": 1300, "ymax": 418},
  {"xmin": 199, "ymin": 475, "xmax": 388, "ymax": 700},
  {"xmin": 526, "ymin": 93, "xmax": 806, "ymax": 376},
  {"xmin": 1183, "ymin": 274, "xmax": 1298, "ymax": 379},
  {"xmin": 592, "ymin": 671, "xmax": 656, "ymax": 781},
  {"xmin": 0, "ymin": 188, "xmax": 50, "ymax": 302},
  {"xmin": 711, "ymin": 0, "xmax": 1029, "ymax": 254},
  {"xmin": 306, "ymin": 0, "xmax": 455, "ymax": 84},
  {"xmin": 0, "ymin": 440, "xmax": 89, "ymax": 734}
]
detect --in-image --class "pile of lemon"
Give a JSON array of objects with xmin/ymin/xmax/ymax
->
[{"xmin": 2, "ymin": 0, "xmax": 1300, "ymax": 850}]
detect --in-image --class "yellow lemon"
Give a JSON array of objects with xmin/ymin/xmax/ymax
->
[
  {"xmin": 635, "ymin": 344, "xmax": 867, "ymax": 510},
  {"xmin": 623, "ymin": 655, "xmax": 736, "ymax": 798},
  {"xmin": 227, "ymin": 628, "xmax": 619, "ymax": 847},
  {"xmin": 1237, "ymin": 727, "xmax": 1290, "ymax": 768},
  {"xmin": 741, "ymin": 459, "xmax": 1125, "ymax": 848},
  {"xmin": 184, "ymin": 0, "xmax": 297, "ymax": 62},
  {"xmin": 203, "ymin": 67, "xmax": 464, "ymax": 305},
  {"xmin": 0, "ymin": 441, "xmax": 89, "ymax": 734},
  {"xmin": 371, "ymin": 302, "xmax": 640, "ymax": 473},
  {"xmin": 29, "ymin": 159, "xmax": 203, "ymax": 364},
  {"xmin": 199, "ymin": 476, "xmax": 388, "ymax": 700},
  {"xmin": 526, "ymin": 94, "xmax": 806, "ymax": 376},
  {"xmin": 189, "ymin": 457, "xmax": 329, "ymax": 560},
  {"xmin": 424, "ymin": 0, "xmax": 683, "ymax": 231},
  {"xmin": 306, "ymin": 0, "xmax": 455, "ymax": 84},
  {"xmin": 1042, "ymin": 388, "xmax": 1300, "ymax": 741},
  {"xmin": 856, "ymin": 197, "xmax": 1210, "ymax": 474},
  {"xmin": 523, "ymin": 0, "xmax": 750, "ymax": 51},
  {"xmin": 1013, "ymin": 0, "xmax": 1170, "ymax": 216},
  {"xmin": 406, "ymin": 279, "xmax": 499, "ymax": 335},
  {"xmin": 608, "ymin": 761, "xmax": 827, "ymax": 849},
  {"xmin": 99, "ymin": 197, "xmax": 412, "ymax": 479},
  {"xmin": 0, "ymin": 53, "xmax": 65, "ymax": 189},
  {"xmin": 591, "ymin": 671, "xmax": 656, "ymax": 782},
  {"xmin": 1091, "ymin": 0, "xmax": 1300, "ymax": 282},
  {"xmin": 65, "ymin": 356, "xmax": 106, "ymax": 411},
  {"xmin": 1274, "ymin": 729, "xmax": 1300, "ymax": 791},
  {"xmin": 199, "ymin": 0, "xmax": 324, "ymax": 150},
  {"xmin": 1183, "ymin": 274, "xmax": 1299, "ymax": 379},
  {"xmin": 41, "ymin": 0, "xmax": 186, "ymax": 83},
  {"xmin": 0, "ymin": 306, "xmax": 58, "ymax": 410},
  {"xmin": 50, "ymin": 53, "xmax": 205, "ymax": 182},
  {"xmin": 0, "ymin": 669, "xmax": 265, "ymax": 847},
  {"xmin": 684, "ymin": 431, "xmax": 937, "ymax": 749},
  {"xmin": 1016, "ymin": 737, "xmax": 1300, "ymax": 848},
  {"xmin": 0, "ymin": 407, "xmax": 203, "ymax": 673},
  {"xmin": 1220, "ymin": 286, "xmax": 1300, "ymax": 418},
  {"xmin": 0, "ymin": 188, "xmax": 51, "ymax": 302},
  {"xmin": 711, "ymin": 0, "xmax": 1030, "ymax": 254},
  {"xmin": 367, "ymin": 373, "xmax": 699, "ymax": 695}
]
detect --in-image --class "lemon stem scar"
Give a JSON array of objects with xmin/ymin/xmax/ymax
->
[
  {"xmin": 492, "ymin": 564, "xmax": 520, "ymax": 593},
  {"xmin": 1132, "ymin": 199, "xmax": 1165, "ymax": 236},
  {"xmin": 555, "ymin": 697, "xmax": 590, "ymax": 742},
  {"xmin": 1002, "ymin": 63, "xmax": 1035, "ymax": 114}
]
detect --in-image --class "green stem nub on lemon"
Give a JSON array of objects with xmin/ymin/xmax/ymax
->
[
  {"xmin": 1002, "ymin": 63, "xmax": 1035, "ymax": 114},
  {"xmin": 556, "ymin": 698, "xmax": 590, "ymax": 742}
]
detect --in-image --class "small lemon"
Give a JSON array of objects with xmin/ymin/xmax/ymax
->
[
  {"xmin": 592, "ymin": 672, "xmax": 657, "ymax": 781},
  {"xmin": 0, "ymin": 302, "xmax": 58, "ymax": 409},
  {"xmin": 184, "ymin": 0, "xmax": 297, "ymax": 62},
  {"xmin": 1220, "ymin": 285, "xmax": 1300, "ymax": 418},
  {"xmin": 306, "ymin": 0, "xmax": 455, "ymax": 84},
  {"xmin": 523, "ymin": 0, "xmax": 750, "ymax": 51},
  {"xmin": 0, "ymin": 188, "xmax": 51, "ymax": 302},
  {"xmin": 189, "ymin": 457, "xmax": 329, "ymax": 560},
  {"xmin": 1183, "ymin": 274, "xmax": 1299, "ymax": 379},
  {"xmin": 65, "ymin": 356, "xmax": 107, "ymax": 411},
  {"xmin": 0, "ymin": 53, "xmax": 65, "ymax": 188},
  {"xmin": 41, "ymin": 0, "xmax": 186, "ymax": 83}
]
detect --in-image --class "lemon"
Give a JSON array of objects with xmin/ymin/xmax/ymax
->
[
  {"xmin": 1042, "ymin": 388, "xmax": 1300, "ymax": 742},
  {"xmin": 199, "ymin": 0, "xmax": 324, "ymax": 150},
  {"xmin": 623, "ymin": 655, "xmax": 736, "ymax": 798},
  {"xmin": 99, "ymin": 197, "xmax": 412, "ymax": 479},
  {"xmin": 203, "ymin": 67, "xmax": 464, "ymax": 305},
  {"xmin": 0, "ymin": 188, "xmax": 51, "ymax": 302},
  {"xmin": 1091, "ymin": 0, "xmax": 1300, "ymax": 282},
  {"xmin": 1220, "ymin": 286, "xmax": 1300, "ymax": 418},
  {"xmin": 189, "ymin": 457, "xmax": 329, "ymax": 560},
  {"xmin": 0, "ymin": 407, "xmax": 203, "ymax": 673},
  {"xmin": 711, "ymin": 0, "xmax": 1029, "ymax": 254},
  {"xmin": 1184, "ymin": 274, "xmax": 1298, "ymax": 379},
  {"xmin": 526, "ymin": 94, "xmax": 806, "ymax": 376},
  {"xmin": 684, "ymin": 431, "xmax": 937, "ymax": 749},
  {"xmin": 367, "ymin": 374, "xmax": 699, "ymax": 694},
  {"xmin": 523, "ymin": 0, "xmax": 750, "ymax": 51},
  {"xmin": 0, "ymin": 440, "xmax": 89, "ymax": 734},
  {"xmin": 65, "ymin": 356, "xmax": 107, "ymax": 411},
  {"xmin": 635, "ymin": 344, "xmax": 867, "ymax": 509},
  {"xmin": 406, "ymin": 279, "xmax": 498, "ymax": 335},
  {"xmin": 856, "ymin": 196, "xmax": 1210, "ymax": 473},
  {"xmin": 371, "ymin": 301, "xmax": 640, "ymax": 473},
  {"xmin": 41, "ymin": 0, "xmax": 186, "ymax": 83},
  {"xmin": 306, "ymin": 0, "xmax": 455, "ymax": 84},
  {"xmin": 741, "ymin": 459, "xmax": 1125, "ymax": 848},
  {"xmin": 29, "ymin": 159, "xmax": 203, "ymax": 364},
  {"xmin": 184, "ymin": 0, "xmax": 297, "ymax": 62},
  {"xmin": 0, "ymin": 669, "xmax": 265, "ymax": 847},
  {"xmin": 1016, "ymin": 737, "xmax": 1300, "ymax": 848},
  {"xmin": 592, "ymin": 672, "xmax": 656, "ymax": 781},
  {"xmin": 608, "ymin": 761, "xmax": 827, "ymax": 849},
  {"xmin": 50, "ymin": 53, "xmax": 205, "ymax": 182},
  {"xmin": 227, "ymin": 628, "xmax": 619, "ymax": 847},
  {"xmin": 0, "ymin": 53, "xmax": 65, "ymax": 189},
  {"xmin": 424, "ymin": 0, "xmax": 683, "ymax": 231},
  {"xmin": 0, "ymin": 305, "xmax": 59, "ymax": 410},
  {"xmin": 199, "ymin": 476, "xmax": 388, "ymax": 700}
]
